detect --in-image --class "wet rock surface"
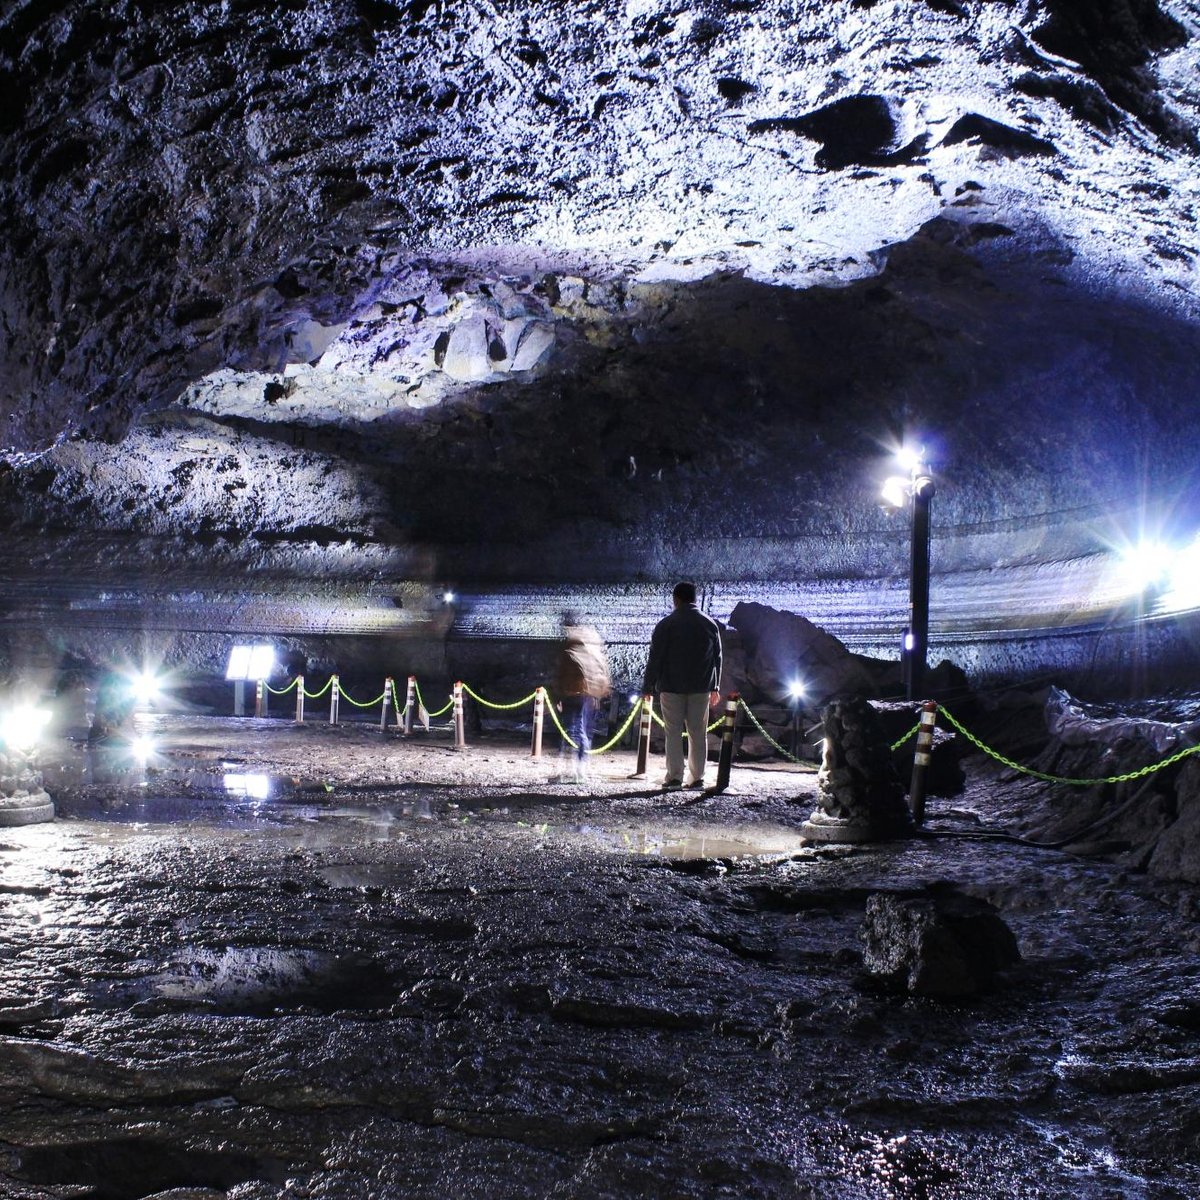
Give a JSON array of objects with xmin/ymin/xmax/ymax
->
[
  {"xmin": 0, "ymin": 715, "xmax": 1198, "ymax": 1196},
  {"xmin": 859, "ymin": 888, "xmax": 1021, "ymax": 997}
]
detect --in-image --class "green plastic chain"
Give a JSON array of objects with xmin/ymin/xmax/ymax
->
[
  {"xmin": 737, "ymin": 698, "xmax": 804, "ymax": 764},
  {"xmin": 890, "ymin": 721, "xmax": 922, "ymax": 752},
  {"xmin": 303, "ymin": 677, "xmax": 334, "ymax": 701},
  {"xmin": 937, "ymin": 705, "xmax": 1200, "ymax": 787},
  {"xmin": 648, "ymin": 708, "xmax": 723, "ymax": 734},
  {"xmin": 264, "ymin": 677, "xmax": 299, "ymax": 696},
  {"xmin": 461, "ymin": 683, "xmax": 539, "ymax": 711},
  {"xmin": 413, "ymin": 680, "xmax": 454, "ymax": 719},
  {"xmin": 336, "ymin": 681, "xmax": 387, "ymax": 709}
]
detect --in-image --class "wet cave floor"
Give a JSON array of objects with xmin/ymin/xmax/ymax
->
[{"xmin": 2, "ymin": 716, "xmax": 1200, "ymax": 1199}]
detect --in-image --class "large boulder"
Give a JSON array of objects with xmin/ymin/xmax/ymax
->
[
  {"xmin": 859, "ymin": 889, "xmax": 1021, "ymax": 997},
  {"xmin": 1148, "ymin": 758, "xmax": 1200, "ymax": 884},
  {"xmin": 727, "ymin": 602, "xmax": 882, "ymax": 704}
]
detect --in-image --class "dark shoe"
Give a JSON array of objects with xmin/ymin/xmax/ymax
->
[
  {"xmin": 684, "ymin": 778, "xmax": 705, "ymax": 789},
  {"xmin": 662, "ymin": 778, "xmax": 683, "ymax": 791}
]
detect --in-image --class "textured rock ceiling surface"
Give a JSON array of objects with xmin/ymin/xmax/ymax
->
[{"xmin": 1, "ymin": 1, "xmax": 1199, "ymax": 655}]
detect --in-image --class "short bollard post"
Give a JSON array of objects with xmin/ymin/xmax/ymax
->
[
  {"xmin": 381, "ymin": 677, "xmax": 394, "ymax": 732},
  {"xmin": 295, "ymin": 676, "xmax": 305, "ymax": 725},
  {"xmin": 233, "ymin": 680, "xmax": 245, "ymax": 717},
  {"xmin": 453, "ymin": 680, "xmax": 466, "ymax": 750},
  {"xmin": 531, "ymin": 686, "xmax": 545, "ymax": 758},
  {"xmin": 255, "ymin": 679, "xmax": 265, "ymax": 719},
  {"xmin": 631, "ymin": 694, "xmax": 653, "ymax": 778},
  {"xmin": 404, "ymin": 676, "xmax": 416, "ymax": 736},
  {"xmin": 713, "ymin": 693, "xmax": 739, "ymax": 793},
  {"xmin": 330, "ymin": 675, "xmax": 340, "ymax": 725},
  {"xmin": 908, "ymin": 700, "xmax": 938, "ymax": 826}
]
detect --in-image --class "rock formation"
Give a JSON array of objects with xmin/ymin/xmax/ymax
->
[
  {"xmin": 0, "ymin": 2, "xmax": 1198, "ymax": 691},
  {"xmin": 802, "ymin": 695, "xmax": 913, "ymax": 842}
]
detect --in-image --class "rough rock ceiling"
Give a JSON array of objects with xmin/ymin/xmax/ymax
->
[{"xmin": 1, "ymin": 0, "xmax": 1199, "ymax": 680}]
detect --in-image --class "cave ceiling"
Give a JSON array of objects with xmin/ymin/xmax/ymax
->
[{"xmin": 1, "ymin": 0, "xmax": 1200, "ymax": 665}]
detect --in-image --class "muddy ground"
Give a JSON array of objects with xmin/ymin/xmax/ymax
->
[{"xmin": 1, "ymin": 715, "xmax": 1199, "ymax": 1199}]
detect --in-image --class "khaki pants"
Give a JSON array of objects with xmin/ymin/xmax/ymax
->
[{"xmin": 659, "ymin": 692, "xmax": 710, "ymax": 784}]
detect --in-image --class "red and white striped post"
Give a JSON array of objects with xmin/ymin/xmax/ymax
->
[
  {"xmin": 403, "ymin": 676, "xmax": 416, "ymax": 736},
  {"xmin": 908, "ymin": 700, "xmax": 938, "ymax": 826},
  {"xmin": 380, "ymin": 677, "xmax": 393, "ymax": 732},
  {"xmin": 330, "ymin": 675, "xmax": 340, "ymax": 725},
  {"xmin": 531, "ymin": 686, "xmax": 545, "ymax": 758},
  {"xmin": 713, "ymin": 693, "xmax": 739, "ymax": 793},
  {"xmin": 631, "ymin": 695, "xmax": 653, "ymax": 778},
  {"xmin": 453, "ymin": 680, "xmax": 466, "ymax": 750},
  {"xmin": 295, "ymin": 676, "xmax": 305, "ymax": 724}
]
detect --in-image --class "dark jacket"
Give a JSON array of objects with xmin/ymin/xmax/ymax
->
[{"xmin": 641, "ymin": 603, "xmax": 722, "ymax": 695}]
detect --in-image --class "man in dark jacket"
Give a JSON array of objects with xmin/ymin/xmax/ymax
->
[{"xmin": 641, "ymin": 581, "xmax": 723, "ymax": 789}]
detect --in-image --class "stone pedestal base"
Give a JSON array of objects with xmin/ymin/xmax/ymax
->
[
  {"xmin": 800, "ymin": 808, "xmax": 909, "ymax": 844},
  {"xmin": 0, "ymin": 790, "xmax": 55, "ymax": 827}
]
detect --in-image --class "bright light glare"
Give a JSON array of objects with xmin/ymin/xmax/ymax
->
[
  {"xmin": 226, "ymin": 644, "xmax": 276, "ymax": 681},
  {"xmin": 896, "ymin": 446, "xmax": 923, "ymax": 472},
  {"xmin": 128, "ymin": 670, "xmax": 163, "ymax": 705},
  {"xmin": 903, "ymin": 632, "xmax": 915, "ymax": 652},
  {"xmin": 130, "ymin": 734, "xmax": 156, "ymax": 762},
  {"xmin": 225, "ymin": 773, "xmax": 271, "ymax": 800},
  {"xmin": 0, "ymin": 706, "xmax": 52, "ymax": 751},
  {"xmin": 787, "ymin": 680, "xmax": 806, "ymax": 700},
  {"xmin": 880, "ymin": 476, "xmax": 909, "ymax": 509},
  {"xmin": 1118, "ymin": 541, "xmax": 1175, "ymax": 594},
  {"xmin": 1159, "ymin": 535, "xmax": 1200, "ymax": 615},
  {"xmin": 443, "ymin": 591, "xmax": 456, "ymax": 604}
]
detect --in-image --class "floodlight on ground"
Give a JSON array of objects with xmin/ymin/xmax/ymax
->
[
  {"xmin": 225, "ymin": 644, "xmax": 276, "ymax": 682},
  {"xmin": 226, "ymin": 644, "xmax": 277, "ymax": 717},
  {"xmin": 0, "ymin": 706, "xmax": 52, "ymax": 752},
  {"xmin": 443, "ymin": 591, "xmax": 456, "ymax": 604}
]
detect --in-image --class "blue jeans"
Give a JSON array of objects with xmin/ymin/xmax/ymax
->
[{"xmin": 560, "ymin": 694, "xmax": 597, "ymax": 760}]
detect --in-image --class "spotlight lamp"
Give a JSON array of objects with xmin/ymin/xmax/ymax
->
[
  {"xmin": 443, "ymin": 591, "xmax": 457, "ymax": 605},
  {"xmin": 787, "ymin": 680, "xmax": 806, "ymax": 700}
]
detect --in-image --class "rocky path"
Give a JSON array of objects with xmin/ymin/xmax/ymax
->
[{"xmin": 0, "ymin": 717, "xmax": 1198, "ymax": 1198}]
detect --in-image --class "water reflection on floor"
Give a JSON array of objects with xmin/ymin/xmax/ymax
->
[{"xmin": 42, "ymin": 742, "xmax": 803, "ymax": 861}]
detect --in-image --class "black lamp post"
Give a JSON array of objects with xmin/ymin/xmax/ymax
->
[{"xmin": 882, "ymin": 451, "xmax": 936, "ymax": 702}]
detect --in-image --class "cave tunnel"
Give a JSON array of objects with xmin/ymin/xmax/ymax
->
[{"xmin": 4, "ymin": 2, "xmax": 1200, "ymax": 1197}]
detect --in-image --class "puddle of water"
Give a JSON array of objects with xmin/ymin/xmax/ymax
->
[{"xmin": 568, "ymin": 824, "xmax": 804, "ymax": 861}]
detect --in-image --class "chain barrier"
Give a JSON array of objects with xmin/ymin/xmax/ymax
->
[
  {"xmin": 937, "ymin": 705, "xmax": 1200, "ymax": 787},
  {"xmin": 461, "ymin": 683, "xmax": 539, "ymax": 711},
  {"xmin": 413, "ymin": 680, "xmax": 454, "ymax": 719},
  {"xmin": 541, "ymin": 689, "xmax": 578, "ymax": 749},
  {"xmin": 647, "ymin": 708, "xmax": 723, "ymax": 734},
  {"xmin": 336, "ymin": 681, "xmax": 387, "ymax": 709},
  {"xmin": 737, "ymin": 698, "xmax": 804, "ymax": 764},
  {"xmin": 244, "ymin": 672, "xmax": 1200, "ymax": 785},
  {"xmin": 588, "ymin": 697, "xmax": 644, "ymax": 756}
]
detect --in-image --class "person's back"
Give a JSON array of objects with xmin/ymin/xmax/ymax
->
[{"xmin": 644, "ymin": 604, "xmax": 721, "ymax": 695}]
